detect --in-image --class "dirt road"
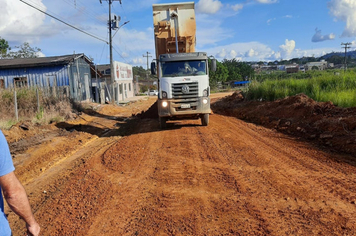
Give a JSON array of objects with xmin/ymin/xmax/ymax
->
[{"xmin": 4, "ymin": 93, "xmax": 356, "ymax": 235}]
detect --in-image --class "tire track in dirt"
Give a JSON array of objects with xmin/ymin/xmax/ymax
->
[
  {"xmin": 7, "ymin": 95, "xmax": 356, "ymax": 235},
  {"xmin": 75, "ymin": 113, "xmax": 356, "ymax": 235},
  {"xmin": 206, "ymin": 115, "xmax": 356, "ymax": 235},
  {"xmin": 8, "ymin": 133, "xmax": 122, "ymax": 235},
  {"xmin": 7, "ymin": 102, "xmax": 149, "ymax": 235}
]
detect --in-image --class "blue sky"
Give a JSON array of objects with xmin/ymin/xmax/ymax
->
[{"xmin": 1, "ymin": 0, "xmax": 356, "ymax": 66}]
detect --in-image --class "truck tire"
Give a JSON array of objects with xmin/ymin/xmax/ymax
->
[
  {"xmin": 159, "ymin": 117, "xmax": 167, "ymax": 129},
  {"xmin": 201, "ymin": 114, "xmax": 209, "ymax": 126}
]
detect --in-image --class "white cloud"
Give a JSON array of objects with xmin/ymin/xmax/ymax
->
[
  {"xmin": 132, "ymin": 57, "xmax": 144, "ymax": 65},
  {"xmin": 312, "ymin": 28, "xmax": 335, "ymax": 42},
  {"xmin": 293, "ymin": 47, "xmax": 337, "ymax": 59},
  {"xmin": 196, "ymin": 0, "xmax": 223, "ymax": 14},
  {"xmin": 279, "ymin": 39, "xmax": 296, "ymax": 59},
  {"xmin": 328, "ymin": 0, "xmax": 356, "ymax": 37},
  {"xmin": 209, "ymin": 42, "xmax": 276, "ymax": 61},
  {"xmin": 283, "ymin": 15, "xmax": 293, "ymax": 18},
  {"xmin": 267, "ymin": 18, "xmax": 276, "ymax": 25},
  {"xmin": 203, "ymin": 40, "xmax": 342, "ymax": 62},
  {"xmin": 0, "ymin": 0, "xmax": 47, "ymax": 43},
  {"xmin": 216, "ymin": 48, "xmax": 243, "ymax": 60},
  {"xmin": 246, "ymin": 48, "xmax": 257, "ymax": 57},
  {"xmin": 122, "ymin": 52, "xmax": 129, "ymax": 58},
  {"xmin": 230, "ymin": 50, "xmax": 237, "ymax": 58},
  {"xmin": 274, "ymin": 51, "xmax": 281, "ymax": 59},
  {"xmin": 217, "ymin": 48, "xmax": 227, "ymax": 58},
  {"xmin": 231, "ymin": 4, "xmax": 244, "ymax": 12}
]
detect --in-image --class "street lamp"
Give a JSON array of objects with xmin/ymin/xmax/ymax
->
[{"xmin": 112, "ymin": 21, "xmax": 130, "ymax": 38}]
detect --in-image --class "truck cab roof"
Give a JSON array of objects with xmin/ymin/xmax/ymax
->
[{"xmin": 159, "ymin": 52, "xmax": 208, "ymax": 62}]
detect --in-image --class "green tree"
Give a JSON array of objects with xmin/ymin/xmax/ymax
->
[
  {"xmin": 326, "ymin": 55, "xmax": 344, "ymax": 65},
  {"xmin": 149, "ymin": 85, "xmax": 157, "ymax": 90},
  {"xmin": 8, "ymin": 42, "xmax": 41, "ymax": 58},
  {"xmin": 133, "ymin": 66, "xmax": 149, "ymax": 79},
  {"xmin": 0, "ymin": 37, "xmax": 11, "ymax": 58},
  {"xmin": 140, "ymin": 85, "xmax": 148, "ymax": 93},
  {"xmin": 222, "ymin": 58, "xmax": 254, "ymax": 81},
  {"xmin": 209, "ymin": 60, "xmax": 228, "ymax": 87}
]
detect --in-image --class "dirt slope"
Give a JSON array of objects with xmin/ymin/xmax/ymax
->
[
  {"xmin": 212, "ymin": 92, "xmax": 356, "ymax": 157},
  {"xmin": 3, "ymin": 93, "xmax": 356, "ymax": 236}
]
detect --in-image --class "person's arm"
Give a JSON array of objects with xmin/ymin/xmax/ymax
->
[{"xmin": 0, "ymin": 171, "xmax": 40, "ymax": 236}]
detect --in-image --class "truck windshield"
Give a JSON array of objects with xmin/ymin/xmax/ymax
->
[{"xmin": 161, "ymin": 60, "xmax": 207, "ymax": 77}]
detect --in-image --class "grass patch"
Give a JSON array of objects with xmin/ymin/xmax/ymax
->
[
  {"xmin": 247, "ymin": 70, "xmax": 356, "ymax": 108},
  {"xmin": 0, "ymin": 120, "xmax": 17, "ymax": 130}
]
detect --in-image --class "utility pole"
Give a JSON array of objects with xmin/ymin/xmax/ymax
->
[
  {"xmin": 143, "ymin": 52, "xmax": 152, "ymax": 71},
  {"xmin": 100, "ymin": 0, "xmax": 121, "ymax": 103},
  {"xmin": 143, "ymin": 52, "xmax": 152, "ymax": 81},
  {"xmin": 341, "ymin": 42, "xmax": 351, "ymax": 72}
]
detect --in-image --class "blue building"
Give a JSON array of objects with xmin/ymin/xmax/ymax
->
[{"xmin": 0, "ymin": 54, "xmax": 94, "ymax": 101}]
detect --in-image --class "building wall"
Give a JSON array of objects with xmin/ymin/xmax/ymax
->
[
  {"xmin": 115, "ymin": 80, "xmax": 134, "ymax": 102},
  {"xmin": 0, "ymin": 65, "xmax": 69, "ymax": 89},
  {"xmin": 305, "ymin": 62, "xmax": 328, "ymax": 71},
  {"xmin": 0, "ymin": 57, "xmax": 92, "ymax": 102},
  {"xmin": 68, "ymin": 57, "xmax": 92, "ymax": 101}
]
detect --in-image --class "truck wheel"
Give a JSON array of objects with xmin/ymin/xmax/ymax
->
[
  {"xmin": 159, "ymin": 117, "xmax": 167, "ymax": 129},
  {"xmin": 201, "ymin": 114, "xmax": 209, "ymax": 126}
]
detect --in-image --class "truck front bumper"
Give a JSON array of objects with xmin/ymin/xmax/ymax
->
[{"xmin": 158, "ymin": 97, "xmax": 211, "ymax": 118}]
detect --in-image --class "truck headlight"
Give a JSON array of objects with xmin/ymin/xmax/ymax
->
[
  {"xmin": 162, "ymin": 101, "xmax": 168, "ymax": 108},
  {"xmin": 162, "ymin": 91, "xmax": 167, "ymax": 98},
  {"xmin": 203, "ymin": 98, "xmax": 208, "ymax": 104}
]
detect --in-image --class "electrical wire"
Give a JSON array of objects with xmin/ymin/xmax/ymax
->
[
  {"xmin": 62, "ymin": 0, "xmax": 108, "ymax": 24},
  {"xmin": 20, "ymin": 0, "xmax": 108, "ymax": 44},
  {"xmin": 114, "ymin": 3, "xmax": 147, "ymax": 61},
  {"xmin": 112, "ymin": 44, "xmax": 129, "ymax": 63}
]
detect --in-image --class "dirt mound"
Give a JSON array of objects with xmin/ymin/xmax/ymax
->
[
  {"xmin": 2, "ymin": 122, "xmax": 59, "ymax": 143},
  {"xmin": 134, "ymin": 101, "xmax": 159, "ymax": 119},
  {"xmin": 212, "ymin": 92, "xmax": 356, "ymax": 156}
]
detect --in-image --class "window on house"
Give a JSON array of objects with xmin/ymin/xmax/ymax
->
[
  {"xmin": 14, "ymin": 77, "xmax": 28, "ymax": 88},
  {"xmin": 129, "ymin": 83, "xmax": 131, "ymax": 91}
]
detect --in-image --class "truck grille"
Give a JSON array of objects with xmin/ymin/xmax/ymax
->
[
  {"xmin": 171, "ymin": 82, "xmax": 199, "ymax": 112},
  {"xmin": 172, "ymin": 82, "xmax": 198, "ymax": 99}
]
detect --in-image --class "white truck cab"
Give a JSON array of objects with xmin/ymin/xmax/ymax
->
[{"xmin": 152, "ymin": 2, "xmax": 216, "ymax": 129}]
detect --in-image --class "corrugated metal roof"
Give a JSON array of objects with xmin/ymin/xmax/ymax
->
[
  {"xmin": 0, "ymin": 53, "xmax": 91, "ymax": 69},
  {"xmin": 96, "ymin": 64, "xmax": 110, "ymax": 71}
]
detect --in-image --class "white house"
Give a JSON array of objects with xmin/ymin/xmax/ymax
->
[{"xmin": 97, "ymin": 61, "xmax": 134, "ymax": 103}]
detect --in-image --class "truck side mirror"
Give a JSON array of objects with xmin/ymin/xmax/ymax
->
[
  {"xmin": 151, "ymin": 62, "xmax": 156, "ymax": 75},
  {"xmin": 211, "ymin": 59, "xmax": 217, "ymax": 72}
]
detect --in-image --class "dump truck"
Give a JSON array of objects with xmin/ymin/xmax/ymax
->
[{"xmin": 151, "ymin": 2, "xmax": 216, "ymax": 129}]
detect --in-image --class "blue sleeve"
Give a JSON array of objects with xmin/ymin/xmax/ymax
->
[{"xmin": 0, "ymin": 131, "xmax": 15, "ymax": 177}]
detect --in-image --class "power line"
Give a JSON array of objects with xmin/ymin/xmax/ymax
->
[
  {"xmin": 62, "ymin": 0, "xmax": 108, "ymax": 24},
  {"xmin": 20, "ymin": 0, "xmax": 108, "ymax": 44},
  {"xmin": 112, "ymin": 46, "xmax": 129, "ymax": 63},
  {"xmin": 116, "ymin": 3, "xmax": 146, "ymax": 60}
]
